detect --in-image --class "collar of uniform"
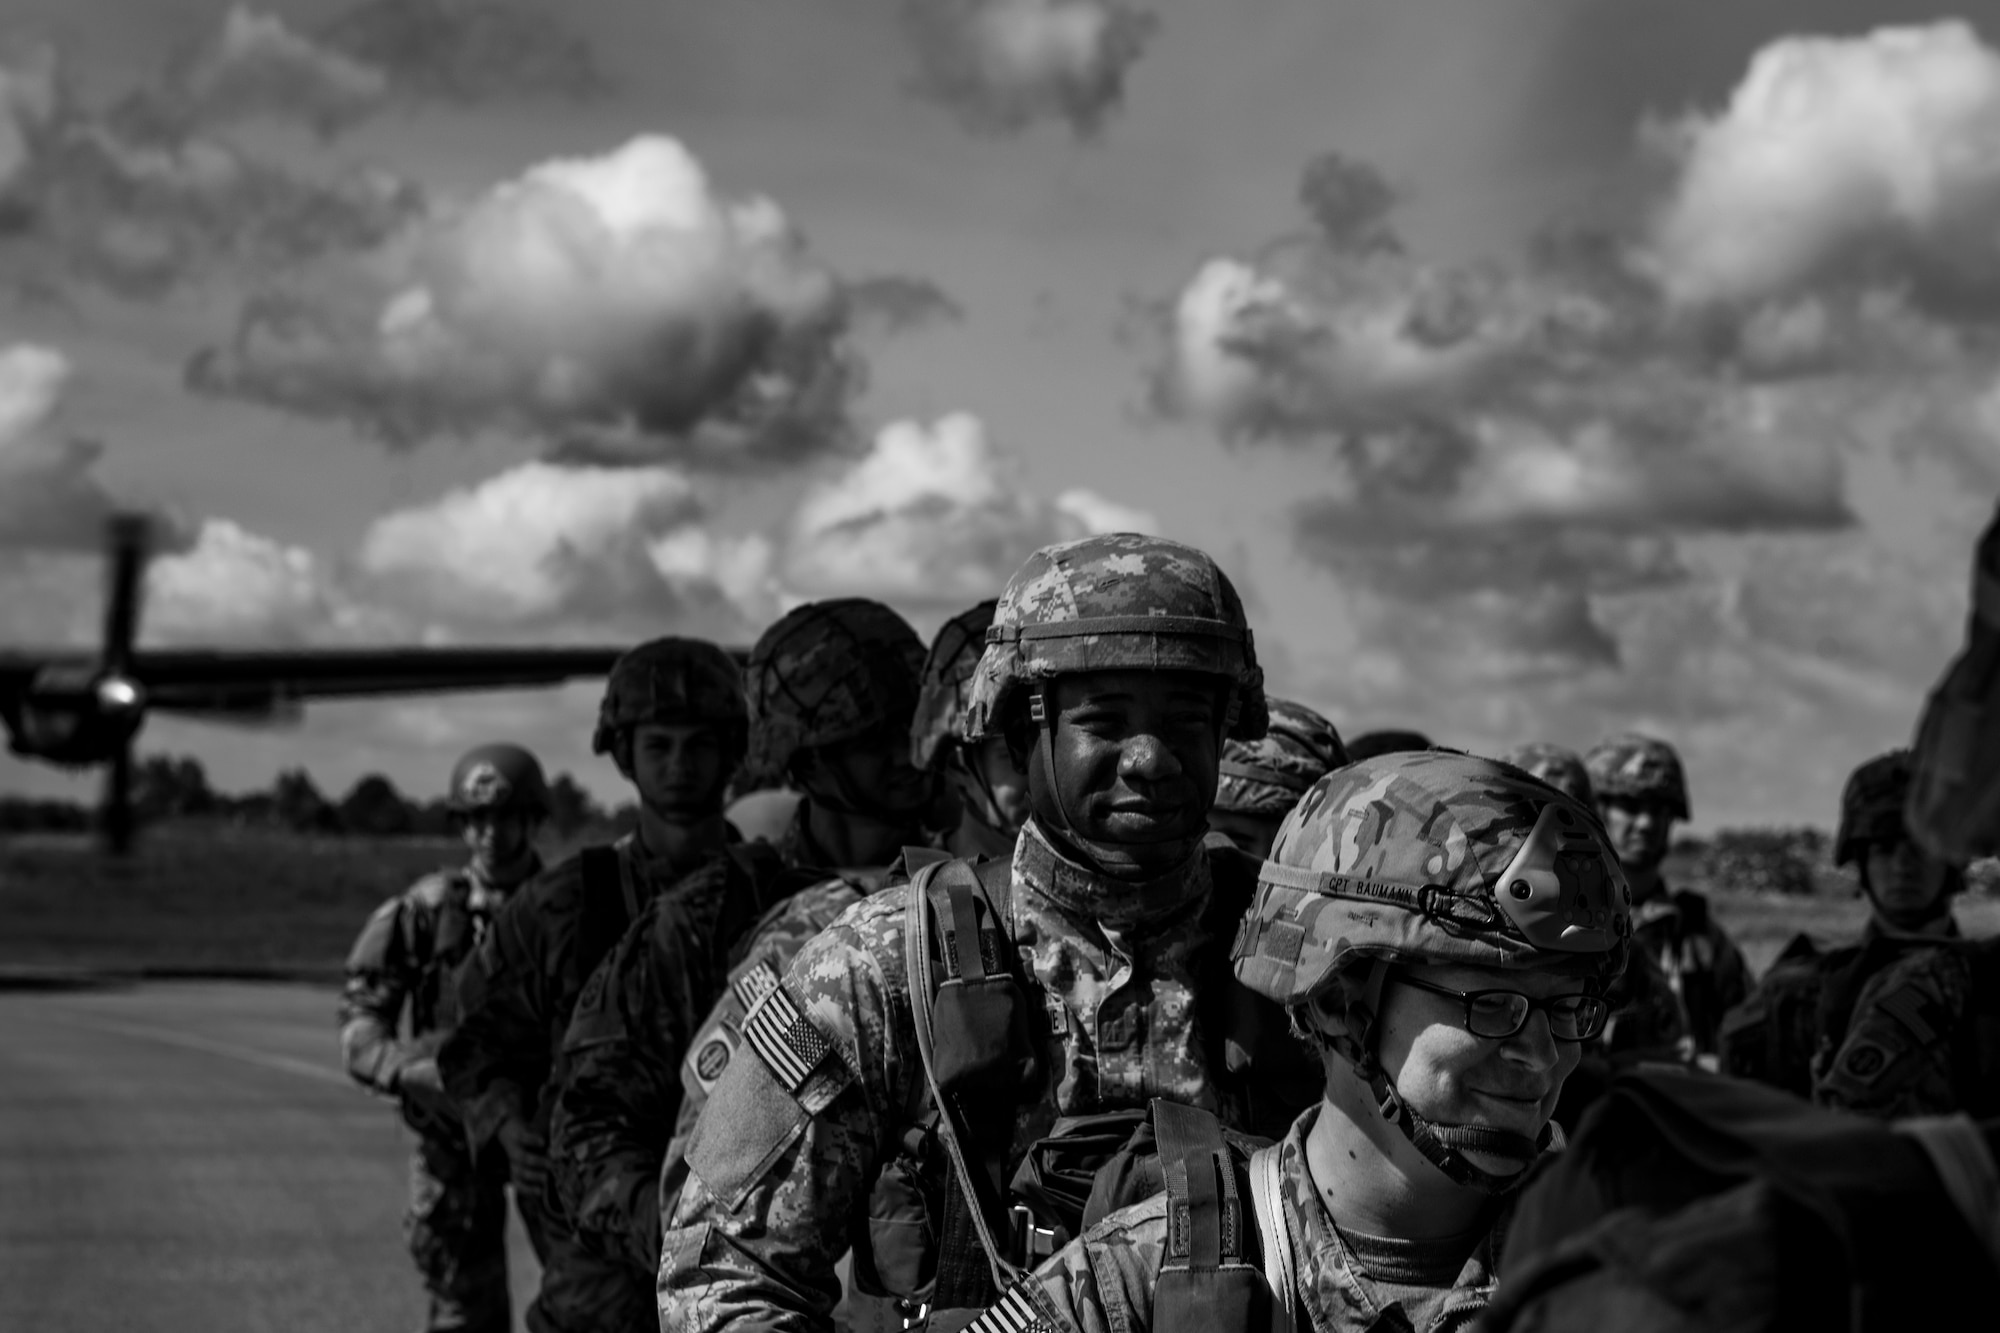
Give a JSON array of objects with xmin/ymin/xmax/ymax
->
[
  {"xmin": 1013, "ymin": 816, "xmax": 1210, "ymax": 930},
  {"xmin": 1862, "ymin": 913, "xmax": 1962, "ymax": 945},
  {"xmin": 623, "ymin": 817, "xmax": 735, "ymax": 887},
  {"xmin": 1279, "ymin": 1106, "xmax": 1504, "ymax": 1330},
  {"xmin": 463, "ymin": 850, "xmax": 543, "ymax": 899}
]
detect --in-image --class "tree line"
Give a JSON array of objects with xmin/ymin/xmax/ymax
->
[{"xmin": 0, "ymin": 754, "xmax": 629, "ymax": 839}]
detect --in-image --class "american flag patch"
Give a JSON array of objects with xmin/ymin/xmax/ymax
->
[
  {"xmin": 741, "ymin": 983, "xmax": 832, "ymax": 1093},
  {"xmin": 966, "ymin": 1281, "xmax": 1056, "ymax": 1333},
  {"xmin": 732, "ymin": 961, "xmax": 780, "ymax": 1013}
]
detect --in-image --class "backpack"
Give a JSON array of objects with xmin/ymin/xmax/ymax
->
[
  {"xmin": 1485, "ymin": 1065, "xmax": 2000, "ymax": 1333},
  {"xmin": 903, "ymin": 848, "xmax": 1318, "ymax": 1312}
]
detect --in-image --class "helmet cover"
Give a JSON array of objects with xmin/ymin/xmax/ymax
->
[
  {"xmin": 1583, "ymin": 732, "xmax": 1690, "ymax": 822},
  {"xmin": 592, "ymin": 637, "xmax": 747, "ymax": 756},
  {"xmin": 744, "ymin": 598, "xmax": 925, "ymax": 778},
  {"xmin": 447, "ymin": 742, "xmax": 551, "ymax": 817},
  {"xmin": 1216, "ymin": 696, "xmax": 1347, "ymax": 816},
  {"xmin": 1495, "ymin": 742, "xmax": 1595, "ymax": 807},
  {"xmin": 1233, "ymin": 750, "xmax": 1631, "ymax": 1006},
  {"xmin": 962, "ymin": 532, "xmax": 1268, "ymax": 744},
  {"xmin": 910, "ymin": 600, "xmax": 999, "ymax": 772},
  {"xmin": 1837, "ymin": 750, "xmax": 1914, "ymax": 868}
]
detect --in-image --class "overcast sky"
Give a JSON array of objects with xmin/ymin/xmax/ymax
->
[{"xmin": 4, "ymin": 0, "xmax": 1999, "ymax": 828}]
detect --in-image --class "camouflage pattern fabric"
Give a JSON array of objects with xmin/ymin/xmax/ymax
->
[
  {"xmin": 407, "ymin": 1130, "xmax": 513, "ymax": 1333},
  {"xmin": 1907, "ymin": 498, "xmax": 2000, "ymax": 864},
  {"xmin": 1814, "ymin": 939, "xmax": 1999, "ymax": 1119},
  {"xmin": 912, "ymin": 600, "xmax": 1000, "ymax": 772},
  {"xmin": 549, "ymin": 851, "xmax": 800, "ymax": 1279},
  {"xmin": 1629, "ymin": 889, "xmax": 1750, "ymax": 1057},
  {"xmin": 592, "ymin": 638, "xmax": 748, "ymax": 757},
  {"xmin": 1494, "ymin": 743, "xmax": 1594, "ymax": 807},
  {"xmin": 448, "ymin": 744, "xmax": 551, "ymax": 815},
  {"xmin": 1718, "ymin": 937, "xmax": 1833, "ymax": 1099},
  {"xmin": 1215, "ymin": 696, "xmax": 1346, "ymax": 818},
  {"xmin": 1582, "ymin": 733, "xmax": 1690, "ymax": 821},
  {"xmin": 340, "ymin": 858, "xmax": 535, "ymax": 1096},
  {"xmin": 1010, "ymin": 1107, "xmax": 1503, "ymax": 1333},
  {"xmin": 660, "ymin": 820, "xmax": 1275, "ymax": 1333},
  {"xmin": 440, "ymin": 832, "xmax": 738, "ymax": 1333},
  {"xmin": 1836, "ymin": 750, "xmax": 1916, "ymax": 866},
  {"xmin": 742, "ymin": 598, "xmax": 926, "ymax": 781},
  {"xmin": 962, "ymin": 533, "xmax": 1268, "ymax": 745},
  {"xmin": 1233, "ymin": 751, "xmax": 1632, "ymax": 1006}
]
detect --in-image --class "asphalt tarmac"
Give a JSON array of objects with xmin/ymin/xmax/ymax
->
[{"xmin": 0, "ymin": 980, "xmax": 541, "ymax": 1333}]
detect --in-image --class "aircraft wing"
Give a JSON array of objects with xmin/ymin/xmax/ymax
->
[{"xmin": 127, "ymin": 646, "xmax": 650, "ymax": 713}]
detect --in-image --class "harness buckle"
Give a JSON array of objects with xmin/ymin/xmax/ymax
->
[
  {"xmin": 897, "ymin": 1299, "xmax": 930, "ymax": 1330},
  {"xmin": 1009, "ymin": 1203, "xmax": 1060, "ymax": 1263}
]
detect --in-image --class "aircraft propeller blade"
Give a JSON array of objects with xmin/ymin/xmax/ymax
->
[
  {"xmin": 102, "ymin": 733, "xmax": 136, "ymax": 856},
  {"xmin": 102, "ymin": 513, "xmax": 150, "ymax": 676}
]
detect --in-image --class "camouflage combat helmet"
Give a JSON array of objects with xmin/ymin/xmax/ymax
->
[
  {"xmin": 1216, "ymin": 696, "xmax": 1347, "ymax": 816},
  {"xmin": 962, "ymin": 532, "xmax": 1268, "ymax": 743},
  {"xmin": 447, "ymin": 743, "xmax": 550, "ymax": 817},
  {"xmin": 1584, "ymin": 732, "xmax": 1690, "ymax": 822},
  {"xmin": 745, "ymin": 598, "xmax": 926, "ymax": 778},
  {"xmin": 1235, "ymin": 750, "xmax": 1632, "ymax": 1007},
  {"xmin": 591, "ymin": 637, "xmax": 747, "ymax": 758},
  {"xmin": 1496, "ymin": 742, "xmax": 1595, "ymax": 807},
  {"xmin": 1837, "ymin": 750, "xmax": 1915, "ymax": 868},
  {"xmin": 911, "ymin": 600, "xmax": 999, "ymax": 772}
]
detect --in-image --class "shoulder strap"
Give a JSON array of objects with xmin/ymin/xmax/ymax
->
[
  {"xmin": 1153, "ymin": 1098, "xmax": 1268, "ymax": 1333},
  {"xmin": 576, "ymin": 846, "xmax": 626, "ymax": 979},
  {"xmin": 1248, "ymin": 1146, "xmax": 1296, "ymax": 1333}
]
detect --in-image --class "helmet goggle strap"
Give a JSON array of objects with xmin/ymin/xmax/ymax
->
[{"xmin": 1339, "ymin": 960, "xmax": 1557, "ymax": 1197}]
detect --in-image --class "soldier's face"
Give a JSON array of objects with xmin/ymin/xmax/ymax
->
[
  {"xmin": 461, "ymin": 809, "xmax": 532, "ymax": 867},
  {"xmin": 1376, "ymin": 961, "xmax": 1585, "ymax": 1177},
  {"xmin": 1598, "ymin": 798, "xmax": 1674, "ymax": 871},
  {"xmin": 1206, "ymin": 807, "xmax": 1285, "ymax": 860},
  {"xmin": 628, "ymin": 722, "xmax": 732, "ymax": 816},
  {"xmin": 805, "ymin": 727, "xmax": 936, "ymax": 819},
  {"xmin": 1863, "ymin": 838, "xmax": 1951, "ymax": 924},
  {"xmin": 1029, "ymin": 669, "xmax": 1222, "ymax": 853}
]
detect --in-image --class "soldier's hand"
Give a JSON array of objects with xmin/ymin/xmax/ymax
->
[
  {"xmin": 393, "ymin": 1058, "xmax": 455, "ymax": 1119},
  {"xmin": 497, "ymin": 1116, "xmax": 550, "ymax": 1197}
]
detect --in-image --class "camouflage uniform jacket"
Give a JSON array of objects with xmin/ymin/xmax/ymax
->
[
  {"xmin": 1718, "ymin": 919, "xmax": 1954, "ymax": 1100},
  {"xmin": 1015, "ymin": 1107, "xmax": 1501, "ymax": 1333},
  {"xmin": 1630, "ymin": 885, "xmax": 1750, "ymax": 1056},
  {"xmin": 339, "ymin": 855, "xmax": 542, "ymax": 1099},
  {"xmin": 660, "ymin": 819, "xmax": 1283, "ymax": 1333},
  {"xmin": 547, "ymin": 853, "xmax": 828, "ymax": 1276},
  {"xmin": 440, "ymin": 831, "xmax": 730, "ymax": 1150},
  {"xmin": 1813, "ymin": 931, "xmax": 2000, "ymax": 1119}
]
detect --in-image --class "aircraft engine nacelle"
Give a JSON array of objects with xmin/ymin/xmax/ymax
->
[{"xmin": 5, "ymin": 665, "xmax": 146, "ymax": 766}]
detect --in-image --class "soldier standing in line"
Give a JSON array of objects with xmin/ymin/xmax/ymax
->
[
  {"xmin": 1721, "ymin": 749, "xmax": 1998, "ymax": 1118},
  {"xmin": 338, "ymin": 743, "xmax": 551, "ymax": 1333},
  {"xmin": 659, "ymin": 534, "xmax": 1323, "ymax": 1333},
  {"xmin": 1205, "ymin": 695, "xmax": 1346, "ymax": 860},
  {"xmin": 966, "ymin": 751, "xmax": 1631, "ymax": 1333},
  {"xmin": 1583, "ymin": 733, "xmax": 1749, "ymax": 1057},
  {"xmin": 912, "ymin": 600, "xmax": 1030, "ymax": 860},
  {"xmin": 439, "ymin": 639, "xmax": 759, "ymax": 1333},
  {"xmin": 1493, "ymin": 742, "xmax": 1594, "ymax": 807},
  {"xmin": 547, "ymin": 598, "xmax": 936, "ymax": 1310}
]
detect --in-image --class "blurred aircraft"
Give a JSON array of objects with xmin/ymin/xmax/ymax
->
[{"xmin": 0, "ymin": 513, "xmax": 744, "ymax": 853}]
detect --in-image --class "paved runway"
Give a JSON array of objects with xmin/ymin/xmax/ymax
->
[{"xmin": 0, "ymin": 981, "xmax": 541, "ymax": 1333}]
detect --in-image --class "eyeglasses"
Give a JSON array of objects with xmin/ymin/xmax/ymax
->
[{"xmin": 1391, "ymin": 971, "xmax": 1609, "ymax": 1042}]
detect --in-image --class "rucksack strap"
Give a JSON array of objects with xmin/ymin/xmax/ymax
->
[
  {"xmin": 1153, "ymin": 1098, "xmax": 1268, "ymax": 1333},
  {"xmin": 575, "ymin": 845, "xmax": 628, "ymax": 979},
  {"xmin": 1248, "ymin": 1145, "xmax": 1295, "ymax": 1333},
  {"xmin": 905, "ymin": 855, "xmax": 1028, "ymax": 1310}
]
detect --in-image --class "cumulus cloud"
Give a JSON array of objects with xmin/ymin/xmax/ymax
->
[
  {"xmin": 847, "ymin": 274, "xmax": 965, "ymax": 335},
  {"xmin": 1644, "ymin": 21, "xmax": 2000, "ymax": 310},
  {"xmin": 902, "ymin": 0, "xmax": 1159, "ymax": 139},
  {"xmin": 314, "ymin": 0, "xmax": 608, "ymax": 106},
  {"xmin": 354, "ymin": 458, "xmax": 768, "ymax": 635},
  {"xmin": 0, "ymin": 42, "xmax": 59, "ymax": 220},
  {"xmin": 189, "ymin": 135, "xmax": 856, "ymax": 458},
  {"xmin": 0, "ymin": 344, "xmax": 118, "ymax": 552},
  {"xmin": 143, "ymin": 518, "xmax": 349, "ymax": 646},
  {"xmin": 131, "ymin": 6, "xmax": 390, "ymax": 140},
  {"xmin": 781, "ymin": 412, "xmax": 1156, "ymax": 604}
]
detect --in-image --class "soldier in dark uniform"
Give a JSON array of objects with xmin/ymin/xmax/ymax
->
[
  {"xmin": 439, "ymin": 639, "xmax": 755, "ymax": 1333},
  {"xmin": 544, "ymin": 599, "xmax": 933, "ymax": 1321},
  {"xmin": 339, "ymin": 742, "xmax": 550, "ymax": 1333},
  {"xmin": 1722, "ymin": 749, "xmax": 1998, "ymax": 1118}
]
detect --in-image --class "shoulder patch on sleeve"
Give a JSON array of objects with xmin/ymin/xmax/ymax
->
[
  {"xmin": 741, "ymin": 981, "xmax": 835, "ymax": 1095},
  {"xmin": 731, "ymin": 959, "xmax": 781, "ymax": 1014},
  {"xmin": 685, "ymin": 1043, "xmax": 810, "ymax": 1212},
  {"xmin": 687, "ymin": 1025, "xmax": 740, "ymax": 1094}
]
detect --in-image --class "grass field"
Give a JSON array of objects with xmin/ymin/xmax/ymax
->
[{"xmin": 3, "ymin": 825, "xmax": 1997, "ymax": 981}]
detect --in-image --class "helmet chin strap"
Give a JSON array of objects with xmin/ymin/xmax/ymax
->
[{"xmin": 1330, "ymin": 961, "xmax": 1555, "ymax": 1197}]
